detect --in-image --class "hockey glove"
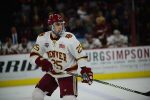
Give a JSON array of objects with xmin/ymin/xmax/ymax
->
[
  {"xmin": 80, "ymin": 67, "xmax": 93, "ymax": 85},
  {"xmin": 35, "ymin": 56, "xmax": 54, "ymax": 72}
]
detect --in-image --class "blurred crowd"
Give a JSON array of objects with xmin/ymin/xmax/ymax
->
[{"xmin": 0, "ymin": 0, "xmax": 150, "ymax": 55}]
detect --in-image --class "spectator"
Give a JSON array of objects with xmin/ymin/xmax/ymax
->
[
  {"xmin": 111, "ymin": 18, "xmax": 122, "ymax": 31},
  {"xmin": 2, "ymin": 37, "xmax": 18, "ymax": 55},
  {"xmin": 93, "ymin": 16, "xmax": 108, "ymax": 47},
  {"xmin": 17, "ymin": 37, "xmax": 32, "ymax": 54},
  {"xmin": 77, "ymin": 5, "xmax": 88, "ymax": 21},
  {"xmin": 107, "ymin": 29, "xmax": 128, "ymax": 48},
  {"xmin": 11, "ymin": 26, "xmax": 19, "ymax": 45},
  {"xmin": 2, "ymin": 0, "xmax": 148, "ymax": 54},
  {"xmin": 83, "ymin": 14, "xmax": 95, "ymax": 33},
  {"xmin": 32, "ymin": 14, "xmax": 44, "ymax": 35},
  {"xmin": 72, "ymin": 19, "xmax": 87, "ymax": 39},
  {"xmin": 82, "ymin": 34, "xmax": 102, "ymax": 49},
  {"xmin": 0, "ymin": 40, "xmax": 2, "ymax": 55},
  {"xmin": 18, "ymin": 14, "xmax": 31, "ymax": 37}
]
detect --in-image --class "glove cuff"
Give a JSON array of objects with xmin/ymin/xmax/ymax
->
[
  {"xmin": 35, "ymin": 56, "xmax": 43, "ymax": 66},
  {"xmin": 81, "ymin": 66, "xmax": 86, "ymax": 69}
]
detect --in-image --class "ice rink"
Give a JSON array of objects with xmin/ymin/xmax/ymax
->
[{"xmin": 0, "ymin": 78, "xmax": 150, "ymax": 100}]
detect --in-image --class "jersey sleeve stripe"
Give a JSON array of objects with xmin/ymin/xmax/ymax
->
[
  {"xmin": 30, "ymin": 52, "xmax": 41, "ymax": 57},
  {"xmin": 76, "ymin": 56, "xmax": 88, "ymax": 61},
  {"xmin": 65, "ymin": 64, "xmax": 78, "ymax": 72}
]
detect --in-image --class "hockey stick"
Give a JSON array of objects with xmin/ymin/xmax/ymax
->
[{"xmin": 66, "ymin": 72, "xmax": 150, "ymax": 97}]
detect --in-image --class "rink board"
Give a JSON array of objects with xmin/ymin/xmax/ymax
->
[
  {"xmin": 0, "ymin": 46, "xmax": 150, "ymax": 87},
  {"xmin": 0, "ymin": 71, "xmax": 150, "ymax": 87}
]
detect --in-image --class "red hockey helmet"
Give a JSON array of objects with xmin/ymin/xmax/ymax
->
[
  {"xmin": 48, "ymin": 13, "xmax": 66, "ymax": 36},
  {"xmin": 48, "ymin": 13, "xmax": 63, "ymax": 25}
]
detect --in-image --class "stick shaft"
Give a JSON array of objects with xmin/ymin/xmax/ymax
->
[{"xmin": 67, "ymin": 72, "xmax": 150, "ymax": 96}]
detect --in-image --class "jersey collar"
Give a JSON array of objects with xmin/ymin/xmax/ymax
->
[{"xmin": 50, "ymin": 32, "xmax": 60, "ymax": 41}]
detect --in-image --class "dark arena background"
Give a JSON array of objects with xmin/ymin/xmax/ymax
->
[{"xmin": 0, "ymin": 0, "xmax": 150, "ymax": 100}]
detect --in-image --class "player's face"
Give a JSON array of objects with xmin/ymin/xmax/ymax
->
[{"xmin": 53, "ymin": 22, "xmax": 63, "ymax": 33}]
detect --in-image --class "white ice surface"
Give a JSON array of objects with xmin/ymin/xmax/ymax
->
[{"xmin": 0, "ymin": 78, "xmax": 150, "ymax": 100}]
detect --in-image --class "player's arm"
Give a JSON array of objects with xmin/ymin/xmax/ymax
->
[
  {"xmin": 67, "ymin": 34, "xmax": 93, "ymax": 85},
  {"xmin": 30, "ymin": 34, "xmax": 53, "ymax": 73}
]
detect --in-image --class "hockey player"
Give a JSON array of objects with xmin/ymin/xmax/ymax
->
[{"xmin": 30, "ymin": 13, "xmax": 93, "ymax": 100}]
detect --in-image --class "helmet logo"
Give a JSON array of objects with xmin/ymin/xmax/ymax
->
[{"xmin": 48, "ymin": 14, "xmax": 63, "ymax": 25}]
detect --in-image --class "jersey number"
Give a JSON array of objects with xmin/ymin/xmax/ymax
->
[
  {"xmin": 33, "ymin": 44, "xmax": 40, "ymax": 51},
  {"xmin": 76, "ymin": 44, "xmax": 82, "ymax": 53},
  {"xmin": 51, "ymin": 59, "xmax": 63, "ymax": 70}
]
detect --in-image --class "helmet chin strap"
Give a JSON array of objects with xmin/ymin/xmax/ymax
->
[{"xmin": 51, "ymin": 24, "xmax": 66, "ymax": 37}]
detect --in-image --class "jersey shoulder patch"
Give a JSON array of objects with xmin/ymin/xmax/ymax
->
[
  {"xmin": 38, "ymin": 32, "xmax": 45, "ymax": 36},
  {"xmin": 65, "ymin": 34, "xmax": 73, "ymax": 39}
]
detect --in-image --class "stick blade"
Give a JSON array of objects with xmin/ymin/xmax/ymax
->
[{"xmin": 143, "ymin": 91, "xmax": 150, "ymax": 96}]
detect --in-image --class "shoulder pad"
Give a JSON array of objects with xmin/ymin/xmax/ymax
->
[
  {"xmin": 65, "ymin": 34, "xmax": 73, "ymax": 39},
  {"xmin": 38, "ymin": 32, "xmax": 45, "ymax": 36}
]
